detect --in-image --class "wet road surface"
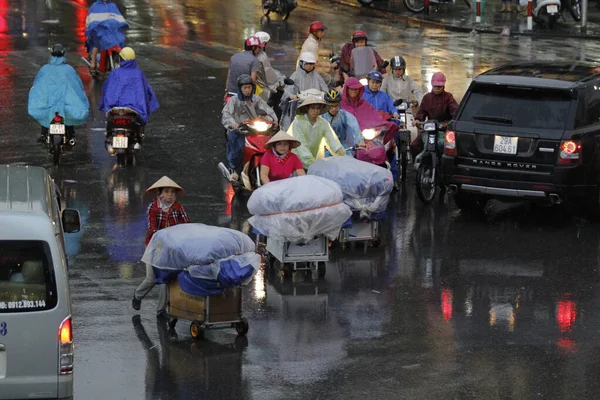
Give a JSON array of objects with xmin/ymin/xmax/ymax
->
[{"xmin": 2, "ymin": 0, "xmax": 600, "ymax": 399}]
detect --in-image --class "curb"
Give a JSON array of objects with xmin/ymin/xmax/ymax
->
[{"xmin": 316, "ymin": 0, "xmax": 600, "ymax": 40}]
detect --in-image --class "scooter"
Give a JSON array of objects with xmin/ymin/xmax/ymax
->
[
  {"xmin": 218, "ymin": 119, "xmax": 277, "ymax": 193},
  {"xmin": 45, "ymin": 113, "xmax": 76, "ymax": 166},
  {"xmin": 262, "ymin": 0, "xmax": 298, "ymax": 20},
  {"xmin": 105, "ymin": 107, "xmax": 143, "ymax": 166},
  {"xmin": 414, "ymin": 120, "xmax": 445, "ymax": 204},
  {"xmin": 356, "ymin": 127, "xmax": 395, "ymax": 169},
  {"xmin": 403, "ymin": 0, "xmax": 472, "ymax": 14},
  {"xmin": 82, "ymin": 44, "xmax": 122, "ymax": 79},
  {"xmin": 533, "ymin": 0, "xmax": 562, "ymax": 28},
  {"xmin": 393, "ymin": 99, "xmax": 419, "ymax": 182}
]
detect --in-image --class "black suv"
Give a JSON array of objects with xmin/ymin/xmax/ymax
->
[{"xmin": 442, "ymin": 61, "xmax": 600, "ymax": 212}]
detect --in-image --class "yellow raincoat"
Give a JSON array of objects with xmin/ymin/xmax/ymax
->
[{"xmin": 287, "ymin": 114, "xmax": 345, "ymax": 168}]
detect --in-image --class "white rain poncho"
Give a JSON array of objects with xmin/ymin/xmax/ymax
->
[
  {"xmin": 308, "ymin": 156, "xmax": 393, "ymax": 218},
  {"xmin": 248, "ymin": 175, "xmax": 352, "ymax": 243},
  {"xmin": 142, "ymin": 223, "xmax": 260, "ymax": 284}
]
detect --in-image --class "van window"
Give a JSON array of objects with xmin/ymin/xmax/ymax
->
[
  {"xmin": 0, "ymin": 241, "xmax": 57, "ymax": 313},
  {"xmin": 458, "ymin": 85, "xmax": 572, "ymax": 129}
]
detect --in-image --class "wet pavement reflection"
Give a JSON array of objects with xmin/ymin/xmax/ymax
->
[{"xmin": 2, "ymin": 0, "xmax": 600, "ymax": 399}]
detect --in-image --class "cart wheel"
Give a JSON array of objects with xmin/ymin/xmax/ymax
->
[
  {"xmin": 235, "ymin": 318, "xmax": 249, "ymax": 336},
  {"xmin": 318, "ymin": 262, "xmax": 326, "ymax": 278},
  {"xmin": 168, "ymin": 317, "xmax": 178, "ymax": 330},
  {"xmin": 190, "ymin": 321, "xmax": 205, "ymax": 340}
]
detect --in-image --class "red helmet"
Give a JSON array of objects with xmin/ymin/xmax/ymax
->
[
  {"xmin": 352, "ymin": 30, "xmax": 368, "ymax": 41},
  {"xmin": 309, "ymin": 21, "xmax": 327, "ymax": 34}
]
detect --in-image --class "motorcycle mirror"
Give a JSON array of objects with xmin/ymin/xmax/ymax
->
[
  {"xmin": 393, "ymin": 99, "xmax": 405, "ymax": 107},
  {"xmin": 381, "ymin": 61, "xmax": 390, "ymax": 69},
  {"xmin": 284, "ymin": 78, "xmax": 295, "ymax": 85}
]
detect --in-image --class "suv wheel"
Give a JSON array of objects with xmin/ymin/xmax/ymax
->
[{"xmin": 453, "ymin": 192, "xmax": 487, "ymax": 211}]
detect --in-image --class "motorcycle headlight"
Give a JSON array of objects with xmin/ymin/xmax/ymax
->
[
  {"xmin": 250, "ymin": 121, "xmax": 270, "ymax": 132},
  {"xmin": 359, "ymin": 78, "xmax": 368, "ymax": 86},
  {"xmin": 398, "ymin": 103, "xmax": 407, "ymax": 111},
  {"xmin": 423, "ymin": 122, "xmax": 436, "ymax": 132},
  {"xmin": 362, "ymin": 128, "xmax": 378, "ymax": 140}
]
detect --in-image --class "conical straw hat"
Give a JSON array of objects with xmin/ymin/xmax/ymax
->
[
  {"xmin": 145, "ymin": 176, "xmax": 185, "ymax": 194},
  {"xmin": 264, "ymin": 131, "xmax": 301, "ymax": 150}
]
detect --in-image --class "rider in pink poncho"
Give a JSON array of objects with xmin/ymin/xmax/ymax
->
[{"xmin": 341, "ymin": 77, "xmax": 399, "ymax": 145}]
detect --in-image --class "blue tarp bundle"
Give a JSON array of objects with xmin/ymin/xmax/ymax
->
[
  {"xmin": 28, "ymin": 57, "xmax": 89, "ymax": 128},
  {"xmin": 142, "ymin": 224, "xmax": 260, "ymax": 297},
  {"xmin": 85, "ymin": 0, "xmax": 128, "ymax": 51}
]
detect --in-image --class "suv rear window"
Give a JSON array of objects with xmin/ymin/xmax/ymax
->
[
  {"xmin": 0, "ymin": 241, "xmax": 57, "ymax": 313},
  {"xmin": 459, "ymin": 85, "xmax": 572, "ymax": 129}
]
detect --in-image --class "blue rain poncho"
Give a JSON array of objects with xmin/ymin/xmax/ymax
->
[
  {"xmin": 99, "ymin": 60, "xmax": 159, "ymax": 124},
  {"xmin": 28, "ymin": 56, "xmax": 89, "ymax": 128},
  {"xmin": 85, "ymin": 0, "xmax": 128, "ymax": 51}
]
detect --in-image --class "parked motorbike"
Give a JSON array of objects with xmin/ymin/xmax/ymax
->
[
  {"xmin": 414, "ymin": 121, "xmax": 445, "ymax": 204},
  {"xmin": 393, "ymin": 99, "xmax": 419, "ymax": 182},
  {"xmin": 105, "ymin": 107, "xmax": 143, "ymax": 166},
  {"xmin": 45, "ymin": 113, "xmax": 76, "ymax": 166},
  {"xmin": 533, "ymin": 0, "xmax": 580, "ymax": 28},
  {"xmin": 262, "ymin": 0, "xmax": 298, "ymax": 20},
  {"xmin": 218, "ymin": 119, "xmax": 277, "ymax": 193},
  {"xmin": 403, "ymin": 0, "xmax": 472, "ymax": 14}
]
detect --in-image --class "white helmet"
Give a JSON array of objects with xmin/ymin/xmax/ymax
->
[
  {"xmin": 255, "ymin": 31, "xmax": 271, "ymax": 45},
  {"xmin": 299, "ymin": 51, "xmax": 317, "ymax": 64}
]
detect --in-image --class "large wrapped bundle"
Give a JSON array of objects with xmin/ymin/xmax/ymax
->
[
  {"xmin": 248, "ymin": 175, "xmax": 352, "ymax": 243},
  {"xmin": 142, "ymin": 224, "xmax": 260, "ymax": 296},
  {"xmin": 308, "ymin": 156, "xmax": 393, "ymax": 219}
]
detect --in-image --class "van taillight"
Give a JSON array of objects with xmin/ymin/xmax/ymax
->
[
  {"xmin": 558, "ymin": 140, "xmax": 582, "ymax": 165},
  {"xmin": 444, "ymin": 130, "xmax": 456, "ymax": 156},
  {"xmin": 58, "ymin": 316, "xmax": 73, "ymax": 375}
]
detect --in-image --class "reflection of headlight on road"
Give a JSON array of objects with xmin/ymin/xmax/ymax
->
[
  {"xmin": 362, "ymin": 128, "xmax": 378, "ymax": 140},
  {"xmin": 254, "ymin": 267, "xmax": 266, "ymax": 300},
  {"xmin": 112, "ymin": 188, "xmax": 130, "ymax": 206},
  {"xmin": 250, "ymin": 120, "xmax": 270, "ymax": 132}
]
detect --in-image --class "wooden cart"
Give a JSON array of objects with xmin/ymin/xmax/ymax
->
[{"xmin": 167, "ymin": 280, "xmax": 249, "ymax": 340}]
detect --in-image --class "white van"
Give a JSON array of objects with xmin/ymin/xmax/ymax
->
[{"xmin": 0, "ymin": 165, "xmax": 80, "ymax": 400}]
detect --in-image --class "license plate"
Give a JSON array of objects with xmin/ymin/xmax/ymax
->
[
  {"xmin": 547, "ymin": 4, "xmax": 558, "ymax": 13},
  {"xmin": 493, "ymin": 135, "xmax": 518, "ymax": 155},
  {"xmin": 49, "ymin": 124, "xmax": 65, "ymax": 135},
  {"xmin": 112, "ymin": 136, "xmax": 128, "ymax": 149}
]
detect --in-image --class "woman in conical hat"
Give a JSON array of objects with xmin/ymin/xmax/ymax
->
[
  {"xmin": 133, "ymin": 176, "xmax": 191, "ymax": 318},
  {"xmin": 260, "ymin": 130, "xmax": 306, "ymax": 184}
]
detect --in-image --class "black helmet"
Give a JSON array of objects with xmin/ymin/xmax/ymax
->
[
  {"xmin": 324, "ymin": 89, "xmax": 341, "ymax": 103},
  {"xmin": 51, "ymin": 44, "xmax": 65, "ymax": 57},
  {"xmin": 237, "ymin": 74, "xmax": 254, "ymax": 89},
  {"xmin": 390, "ymin": 56, "xmax": 406, "ymax": 70}
]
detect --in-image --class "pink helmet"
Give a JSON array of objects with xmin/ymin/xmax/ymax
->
[
  {"xmin": 431, "ymin": 72, "xmax": 447, "ymax": 87},
  {"xmin": 245, "ymin": 36, "xmax": 263, "ymax": 48}
]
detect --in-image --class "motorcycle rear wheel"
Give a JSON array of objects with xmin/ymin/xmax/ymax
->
[
  {"xmin": 415, "ymin": 160, "xmax": 437, "ymax": 204},
  {"xmin": 404, "ymin": 0, "xmax": 425, "ymax": 12},
  {"xmin": 52, "ymin": 144, "xmax": 60, "ymax": 166},
  {"xmin": 279, "ymin": 3, "xmax": 290, "ymax": 20}
]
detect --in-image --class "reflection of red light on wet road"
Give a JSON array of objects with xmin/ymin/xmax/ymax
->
[
  {"xmin": 557, "ymin": 299, "xmax": 577, "ymax": 333},
  {"xmin": 0, "ymin": 0, "xmax": 7, "ymax": 35},
  {"xmin": 441, "ymin": 288, "xmax": 453, "ymax": 321},
  {"xmin": 224, "ymin": 184, "xmax": 234, "ymax": 216}
]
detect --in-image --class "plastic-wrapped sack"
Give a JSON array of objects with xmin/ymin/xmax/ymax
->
[
  {"xmin": 248, "ymin": 175, "xmax": 352, "ymax": 243},
  {"xmin": 308, "ymin": 156, "xmax": 393, "ymax": 218},
  {"xmin": 142, "ymin": 223, "xmax": 260, "ymax": 288}
]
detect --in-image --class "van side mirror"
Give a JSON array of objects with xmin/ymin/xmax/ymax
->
[{"xmin": 62, "ymin": 209, "xmax": 81, "ymax": 233}]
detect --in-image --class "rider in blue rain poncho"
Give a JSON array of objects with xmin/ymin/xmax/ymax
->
[
  {"xmin": 28, "ymin": 44, "xmax": 89, "ymax": 143},
  {"xmin": 99, "ymin": 47, "xmax": 159, "ymax": 128},
  {"xmin": 85, "ymin": 0, "xmax": 128, "ymax": 71}
]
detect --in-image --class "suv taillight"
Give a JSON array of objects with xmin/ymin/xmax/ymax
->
[
  {"xmin": 558, "ymin": 140, "xmax": 582, "ymax": 165},
  {"xmin": 58, "ymin": 316, "xmax": 73, "ymax": 375},
  {"xmin": 444, "ymin": 130, "xmax": 456, "ymax": 156}
]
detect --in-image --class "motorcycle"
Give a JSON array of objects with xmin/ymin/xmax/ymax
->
[
  {"xmin": 105, "ymin": 107, "xmax": 143, "ymax": 166},
  {"xmin": 343, "ymin": 47, "xmax": 389, "ymax": 81},
  {"xmin": 533, "ymin": 0, "xmax": 580, "ymax": 28},
  {"xmin": 393, "ymin": 99, "xmax": 419, "ymax": 182},
  {"xmin": 414, "ymin": 120, "xmax": 445, "ymax": 204},
  {"xmin": 403, "ymin": 0, "xmax": 472, "ymax": 14},
  {"xmin": 82, "ymin": 44, "xmax": 122, "ymax": 79},
  {"xmin": 356, "ymin": 127, "xmax": 396, "ymax": 170},
  {"xmin": 45, "ymin": 113, "xmax": 76, "ymax": 166},
  {"xmin": 218, "ymin": 119, "xmax": 277, "ymax": 193},
  {"xmin": 262, "ymin": 0, "xmax": 298, "ymax": 20}
]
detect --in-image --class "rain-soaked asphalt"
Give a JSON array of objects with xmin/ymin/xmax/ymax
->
[{"xmin": 3, "ymin": 0, "xmax": 600, "ymax": 399}]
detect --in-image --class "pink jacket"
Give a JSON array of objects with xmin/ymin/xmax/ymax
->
[{"xmin": 341, "ymin": 77, "xmax": 398, "ymax": 144}]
